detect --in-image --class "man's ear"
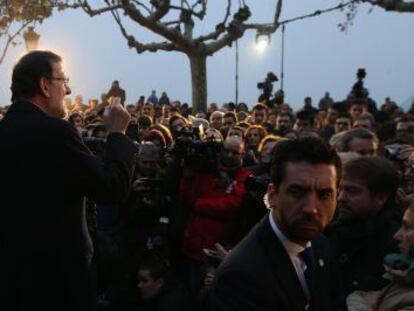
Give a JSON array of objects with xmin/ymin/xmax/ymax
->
[
  {"xmin": 267, "ymin": 183, "xmax": 278, "ymax": 209},
  {"xmin": 374, "ymin": 192, "xmax": 388, "ymax": 210},
  {"xmin": 39, "ymin": 77, "xmax": 51, "ymax": 98}
]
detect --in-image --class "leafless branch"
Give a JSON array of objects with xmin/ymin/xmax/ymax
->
[
  {"xmin": 361, "ymin": 0, "xmax": 414, "ymax": 12},
  {"xmin": 117, "ymin": 0, "xmax": 191, "ymax": 50},
  {"xmin": 244, "ymin": 0, "xmax": 356, "ymax": 32},
  {"xmin": 131, "ymin": 0, "xmax": 152, "ymax": 15},
  {"xmin": 0, "ymin": 21, "xmax": 31, "ymax": 64},
  {"xmin": 194, "ymin": 0, "xmax": 231, "ymax": 43},
  {"xmin": 279, "ymin": 0, "xmax": 357, "ymax": 25},
  {"xmin": 243, "ymin": 0, "xmax": 282, "ymax": 34},
  {"xmin": 147, "ymin": 0, "xmax": 171, "ymax": 22},
  {"xmin": 107, "ymin": 1, "xmax": 180, "ymax": 53},
  {"xmin": 205, "ymin": 5, "xmax": 253, "ymax": 55},
  {"xmin": 75, "ymin": 0, "xmax": 122, "ymax": 17}
]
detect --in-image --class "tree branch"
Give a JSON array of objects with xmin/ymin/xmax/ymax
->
[
  {"xmin": 147, "ymin": 0, "xmax": 171, "ymax": 22},
  {"xmin": 107, "ymin": 0, "xmax": 183, "ymax": 53},
  {"xmin": 131, "ymin": 0, "xmax": 152, "ymax": 15},
  {"xmin": 0, "ymin": 21, "xmax": 31, "ymax": 64},
  {"xmin": 75, "ymin": 0, "xmax": 122, "ymax": 17},
  {"xmin": 243, "ymin": 0, "xmax": 282, "ymax": 33},
  {"xmin": 119, "ymin": 0, "xmax": 191, "ymax": 50},
  {"xmin": 361, "ymin": 0, "xmax": 414, "ymax": 12},
  {"xmin": 193, "ymin": 0, "xmax": 231, "ymax": 43},
  {"xmin": 205, "ymin": 5, "xmax": 253, "ymax": 55},
  {"xmin": 244, "ymin": 0, "xmax": 356, "ymax": 31}
]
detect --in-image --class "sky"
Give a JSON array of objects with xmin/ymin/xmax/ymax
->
[{"xmin": 0, "ymin": 0, "xmax": 413, "ymax": 110}]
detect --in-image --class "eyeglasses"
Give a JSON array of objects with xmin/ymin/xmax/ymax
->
[{"xmin": 49, "ymin": 77, "xmax": 70, "ymax": 84}]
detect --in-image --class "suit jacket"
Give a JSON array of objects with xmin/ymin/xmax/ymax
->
[
  {"xmin": 209, "ymin": 215, "xmax": 344, "ymax": 311},
  {"xmin": 0, "ymin": 101, "xmax": 136, "ymax": 311}
]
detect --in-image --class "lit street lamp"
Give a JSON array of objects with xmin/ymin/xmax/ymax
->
[
  {"xmin": 23, "ymin": 27, "xmax": 40, "ymax": 52},
  {"xmin": 255, "ymin": 33, "xmax": 270, "ymax": 53}
]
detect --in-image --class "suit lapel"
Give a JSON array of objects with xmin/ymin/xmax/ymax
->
[{"xmin": 256, "ymin": 217, "xmax": 308, "ymax": 311}]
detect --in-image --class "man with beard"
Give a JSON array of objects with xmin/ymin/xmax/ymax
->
[
  {"xmin": 274, "ymin": 112, "xmax": 293, "ymax": 136},
  {"xmin": 325, "ymin": 156, "xmax": 401, "ymax": 296},
  {"xmin": 179, "ymin": 136, "xmax": 251, "ymax": 294},
  {"xmin": 210, "ymin": 137, "xmax": 344, "ymax": 311}
]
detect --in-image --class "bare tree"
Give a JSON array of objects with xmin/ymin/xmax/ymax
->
[
  {"xmin": 62, "ymin": 0, "xmax": 282, "ymax": 112},
  {"xmin": 2, "ymin": 0, "xmax": 411, "ymax": 111}
]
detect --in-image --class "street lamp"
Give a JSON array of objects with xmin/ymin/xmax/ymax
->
[
  {"xmin": 255, "ymin": 33, "xmax": 270, "ymax": 53},
  {"xmin": 23, "ymin": 26, "xmax": 40, "ymax": 52}
]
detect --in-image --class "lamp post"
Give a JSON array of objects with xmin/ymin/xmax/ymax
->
[
  {"xmin": 235, "ymin": 40, "xmax": 239, "ymax": 106},
  {"xmin": 23, "ymin": 26, "xmax": 40, "ymax": 52},
  {"xmin": 280, "ymin": 24, "xmax": 286, "ymax": 92}
]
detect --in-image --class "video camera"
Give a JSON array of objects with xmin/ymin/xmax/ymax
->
[
  {"xmin": 257, "ymin": 72, "xmax": 278, "ymax": 98},
  {"xmin": 172, "ymin": 127, "xmax": 223, "ymax": 171},
  {"xmin": 351, "ymin": 68, "xmax": 368, "ymax": 99},
  {"xmin": 245, "ymin": 175, "xmax": 271, "ymax": 196}
]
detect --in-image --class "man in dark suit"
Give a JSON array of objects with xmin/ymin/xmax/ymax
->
[
  {"xmin": 209, "ymin": 137, "xmax": 344, "ymax": 311},
  {"xmin": 0, "ymin": 51, "xmax": 136, "ymax": 310}
]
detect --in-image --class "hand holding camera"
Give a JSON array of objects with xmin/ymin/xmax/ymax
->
[{"xmin": 385, "ymin": 144, "xmax": 414, "ymax": 161}]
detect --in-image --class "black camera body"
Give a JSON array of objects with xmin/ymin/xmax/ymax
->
[
  {"xmin": 172, "ymin": 128, "xmax": 223, "ymax": 171},
  {"xmin": 384, "ymin": 145, "xmax": 401, "ymax": 161},
  {"xmin": 351, "ymin": 68, "xmax": 368, "ymax": 99},
  {"xmin": 257, "ymin": 72, "xmax": 278, "ymax": 97},
  {"xmin": 245, "ymin": 175, "xmax": 271, "ymax": 195}
]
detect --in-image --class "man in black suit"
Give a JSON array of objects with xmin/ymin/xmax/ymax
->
[
  {"xmin": 209, "ymin": 137, "xmax": 344, "ymax": 311},
  {"xmin": 0, "ymin": 51, "xmax": 136, "ymax": 310}
]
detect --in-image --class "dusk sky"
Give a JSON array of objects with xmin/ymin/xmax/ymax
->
[{"xmin": 0, "ymin": 0, "xmax": 413, "ymax": 110}]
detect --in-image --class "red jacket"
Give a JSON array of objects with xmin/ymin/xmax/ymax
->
[{"xmin": 179, "ymin": 168, "xmax": 251, "ymax": 262}]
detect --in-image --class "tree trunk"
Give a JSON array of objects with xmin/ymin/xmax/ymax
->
[{"xmin": 188, "ymin": 53, "xmax": 207, "ymax": 113}]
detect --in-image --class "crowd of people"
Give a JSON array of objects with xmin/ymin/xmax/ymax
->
[{"xmin": 1, "ymin": 50, "xmax": 414, "ymax": 311}]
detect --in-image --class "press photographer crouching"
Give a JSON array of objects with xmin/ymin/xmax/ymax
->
[
  {"xmin": 118, "ymin": 142, "xmax": 172, "ymax": 261},
  {"xmin": 178, "ymin": 136, "xmax": 251, "ymax": 295}
]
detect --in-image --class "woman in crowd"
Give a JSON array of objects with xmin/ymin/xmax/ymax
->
[{"xmin": 244, "ymin": 124, "xmax": 267, "ymax": 165}]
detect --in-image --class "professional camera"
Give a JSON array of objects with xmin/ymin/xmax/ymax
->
[
  {"xmin": 351, "ymin": 68, "xmax": 368, "ymax": 99},
  {"xmin": 130, "ymin": 177, "xmax": 171, "ymax": 253},
  {"xmin": 186, "ymin": 139, "xmax": 223, "ymax": 171},
  {"xmin": 245, "ymin": 175, "xmax": 271, "ymax": 195},
  {"xmin": 133, "ymin": 177, "xmax": 163, "ymax": 193},
  {"xmin": 257, "ymin": 72, "xmax": 278, "ymax": 98},
  {"xmin": 172, "ymin": 127, "xmax": 223, "ymax": 171}
]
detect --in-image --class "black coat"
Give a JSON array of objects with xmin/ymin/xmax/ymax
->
[
  {"xmin": 0, "ymin": 101, "xmax": 136, "ymax": 311},
  {"xmin": 209, "ymin": 215, "xmax": 344, "ymax": 311},
  {"xmin": 325, "ymin": 207, "xmax": 401, "ymax": 295}
]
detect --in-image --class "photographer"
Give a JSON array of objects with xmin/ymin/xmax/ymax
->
[
  {"xmin": 241, "ymin": 135, "xmax": 283, "ymax": 237},
  {"xmin": 118, "ymin": 142, "xmax": 171, "ymax": 259},
  {"xmin": 257, "ymin": 72, "xmax": 278, "ymax": 108},
  {"xmin": 178, "ymin": 136, "xmax": 251, "ymax": 295}
]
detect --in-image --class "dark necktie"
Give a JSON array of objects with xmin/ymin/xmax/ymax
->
[{"xmin": 299, "ymin": 247, "xmax": 315, "ymax": 289}]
